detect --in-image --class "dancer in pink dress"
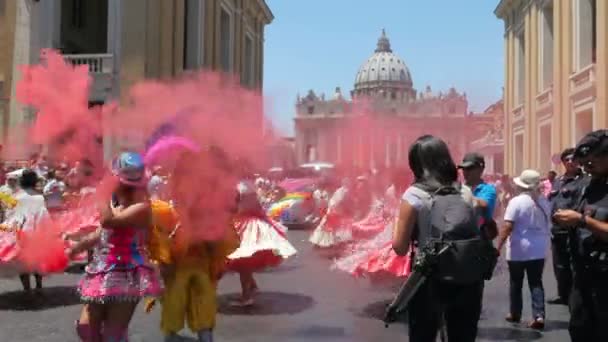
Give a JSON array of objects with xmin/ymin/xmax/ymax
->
[
  {"xmin": 309, "ymin": 178, "xmax": 355, "ymax": 248},
  {"xmin": 227, "ymin": 178, "xmax": 296, "ymax": 306},
  {"xmin": 334, "ymin": 169, "xmax": 413, "ymax": 278},
  {"xmin": 66, "ymin": 152, "xmax": 163, "ymax": 341}
]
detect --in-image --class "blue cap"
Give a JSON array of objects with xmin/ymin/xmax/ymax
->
[{"xmin": 112, "ymin": 152, "xmax": 146, "ymax": 186}]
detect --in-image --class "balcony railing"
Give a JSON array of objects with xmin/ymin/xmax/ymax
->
[
  {"xmin": 63, "ymin": 54, "xmax": 114, "ymax": 102},
  {"xmin": 570, "ymin": 64, "xmax": 595, "ymax": 95},
  {"xmin": 63, "ymin": 54, "xmax": 114, "ymax": 74},
  {"xmin": 512, "ymin": 104, "xmax": 524, "ymax": 121}
]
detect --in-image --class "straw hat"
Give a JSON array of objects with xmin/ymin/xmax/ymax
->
[{"xmin": 513, "ymin": 169, "xmax": 541, "ymax": 190}]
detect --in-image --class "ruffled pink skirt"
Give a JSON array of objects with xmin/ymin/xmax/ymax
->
[
  {"xmin": 351, "ymin": 211, "xmax": 388, "ymax": 240},
  {"xmin": 309, "ymin": 212, "xmax": 354, "ymax": 248},
  {"xmin": 227, "ymin": 216, "xmax": 296, "ymax": 272},
  {"xmin": 333, "ymin": 223, "xmax": 412, "ymax": 278},
  {"xmin": 78, "ymin": 266, "xmax": 163, "ymax": 303},
  {"xmin": 0, "ymin": 230, "xmax": 71, "ymax": 277}
]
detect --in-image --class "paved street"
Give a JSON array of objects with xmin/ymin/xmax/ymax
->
[{"xmin": 0, "ymin": 229, "xmax": 570, "ymax": 341}]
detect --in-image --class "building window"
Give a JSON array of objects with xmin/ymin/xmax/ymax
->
[
  {"xmin": 71, "ymin": 0, "xmax": 86, "ymax": 29},
  {"xmin": 514, "ymin": 133, "xmax": 524, "ymax": 175},
  {"xmin": 184, "ymin": 0, "xmax": 202, "ymax": 70},
  {"xmin": 538, "ymin": 123, "xmax": 552, "ymax": 172},
  {"xmin": 575, "ymin": 109, "xmax": 593, "ymax": 143},
  {"xmin": 307, "ymin": 106, "xmax": 314, "ymax": 115},
  {"xmin": 242, "ymin": 34, "xmax": 254, "ymax": 87},
  {"xmin": 574, "ymin": 0, "xmax": 596, "ymax": 69},
  {"xmin": 539, "ymin": 3, "xmax": 554, "ymax": 90},
  {"xmin": 391, "ymin": 92, "xmax": 396, "ymax": 100},
  {"xmin": 219, "ymin": 8, "xmax": 232, "ymax": 72},
  {"xmin": 515, "ymin": 29, "xmax": 526, "ymax": 106}
]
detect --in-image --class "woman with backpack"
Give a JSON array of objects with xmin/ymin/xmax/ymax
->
[
  {"xmin": 496, "ymin": 169, "xmax": 551, "ymax": 330},
  {"xmin": 392, "ymin": 135, "xmax": 484, "ymax": 342}
]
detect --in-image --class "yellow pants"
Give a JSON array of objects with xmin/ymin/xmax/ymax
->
[{"xmin": 160, "ymin": 264, "xmax": 217, "ymax": 334}]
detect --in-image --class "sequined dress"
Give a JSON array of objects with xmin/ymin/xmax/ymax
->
[{"xmin": 78, "ymin": 225, "xmax": 163, "ymax": 303}]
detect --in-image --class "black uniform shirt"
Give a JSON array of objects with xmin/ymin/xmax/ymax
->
[
  {"xmin": 550, "ymin": 172, "xmax": 585, "ymax": 211},
  {"xmin": 550, "ymin": 173, "xmax": 586, "ymax": 233},
  {"xmin": 574, "ymin": 177, "xmax": 608, "ymax": 259}
]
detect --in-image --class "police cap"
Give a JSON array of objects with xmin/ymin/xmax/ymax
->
[{"xmin": 574, "ymin": 129, "xmax": 608, "ymax": 160}]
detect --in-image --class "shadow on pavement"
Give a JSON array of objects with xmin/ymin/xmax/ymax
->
[
  {"xmin": 259, "ymin": 264, "xmax": 299, "ymax": 274},
  {"xmin": 0, "ymin": 286, "xmax": 80, "ymax": 311},
  {"xmin": 288, "ymin": 325, "xmax": 348, "ymax": 339},
  {"xmin": 218, "ymin": 291, "xmax": 314, "ymax": 316},
  {"xmin": 312, "ymin": 245, "xmax": 349, "ymax": 260},
  {"xmin": 543, "ymin": 319, "xmax": 569, "ymax": 332},
  {"xmin": 477, "ymin": 326, "xmax": 543, "ymax": 340},
  {"xmin": 354, "ymin": 299, "xmax": 407, "ymax": 325},
  {"xmin": 367, "ymin": 273, "xmax": 403, "ymax": 291}
]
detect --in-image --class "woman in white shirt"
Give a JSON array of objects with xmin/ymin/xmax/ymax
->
[
  {"xmin": 5, "ymin": 169, "xmax": 50, "ymax": 291},
  {"xmin": 496, "ymin": 169, "xmax": 551, "ymax": 330}
]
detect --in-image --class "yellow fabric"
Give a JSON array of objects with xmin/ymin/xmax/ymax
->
[
  {"xmin": 160, "ymin": 264, "xmax": 216, "ymax": 333},
  {"xmin": 146, "ymin": 200, "xmax": 241, "ymax": 334},
  {"xmin": 0, "ymin": 192, "xmax": 17, "ymax": 208},
  {"xmin": 148, "ymin": 200, "xmax": 178, "ymax": 265}
]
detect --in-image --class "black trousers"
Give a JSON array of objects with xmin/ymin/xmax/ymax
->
[
  {"xmin": 507, "ymin": 259, "xmax": 545, "ymax": 319},
  {"xmin": 408, "ymin": 279, "xmax": 483, "ymax": 342},
  {"xmin": 551, "ymin": 233, "xmax": 572, "ymax": 300},
  {"xmin": 569, "ymin": 265, "xmax": 608, "ymax": 342}
]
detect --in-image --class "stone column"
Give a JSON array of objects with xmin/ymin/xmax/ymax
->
[
  {"xmin": 337, "ymin": 131, "xmax": 342, "ymax": 164},
  {"xmin": 596, "ymin": 0, "xmax": 608, "ymax": 128},
  {"xmin": 551, "ymin": 0, "xmax": 563, "ymax": 162},
  {"xmin": 396, "ymin": 134, "xmax": 402, "ymax": 163},
  {"xmin": 8, "ymin": 1, "xmax": 33, "ymax": 129},
  {"xmin": 523, "ymin": 6, "xmax": 533, "ymax": 169},
  {"xmin": 504, "ymin": 26, "xmax": 514, "ymax": 175},
  {"xmin": 528, "ymin": 3, "xmax": 539, "ymax": 170},
  {"xmin": 559, "ymin": 0, "xmax": 573, "ymax": 148}
]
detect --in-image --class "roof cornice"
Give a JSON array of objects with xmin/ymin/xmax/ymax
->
[
  {"xmin": 495, "ymin": 0, "xmax": 516, "ymax": 18},
  {"xmin": 257, "ymin": 0, "xmax": 274, "ymax": 24}
]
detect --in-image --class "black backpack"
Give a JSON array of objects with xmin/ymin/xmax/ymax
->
[{"xmin": 413, "ymin": 185, "xmax": 498, "ymax": 285}]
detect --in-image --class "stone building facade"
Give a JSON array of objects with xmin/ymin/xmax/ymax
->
[
  {"xmin": 468, "ymin": 99, "xmax": 505, "ymax": 174},
  {"xmin": 294, "ymin": 30, "xmax": 492, "ymax": 170},
  {"xmin": 495, "ymin": 0, "xmax": 608, "ymax": 175},
  {"xmin": 0, "ymin": 0, "xmax": 273, "ymax": 159}
]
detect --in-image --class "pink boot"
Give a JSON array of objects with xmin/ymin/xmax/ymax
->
[{"xmin": 75, "ymin": 320, "xmax": 101, "ymax": 342}]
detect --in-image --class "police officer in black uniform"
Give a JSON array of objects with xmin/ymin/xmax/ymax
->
[
  {"xmin": 553, "ymin": 129, "xmax": 608, "ymax": 342},
  {"xmin": 547, "ymin": 148, "xmax": 583, "ymax": 305}
]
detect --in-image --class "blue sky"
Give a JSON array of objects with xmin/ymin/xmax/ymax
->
[{"xmin": 263, "ymin": 0, "xmax": 504, "ymax": 136}]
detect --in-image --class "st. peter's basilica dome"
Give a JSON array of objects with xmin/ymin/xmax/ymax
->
[{"xmin": 353, "ymin": 30, "xmax": 415, "ymax": 101}]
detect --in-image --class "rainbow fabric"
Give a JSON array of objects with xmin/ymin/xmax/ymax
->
[{"xmin": 266, "ymin": 192, "xmax": 311, "ymax": 219}]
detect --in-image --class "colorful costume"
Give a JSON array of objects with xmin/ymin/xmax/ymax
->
[
  {"xmin": 351, "ymin": 199, "xmax": 388, "ymax": 240},
  {"xmin": 147, "ymin": 200, "xmax": 239, "ymax": 341},
  {"xmin": 77, "ymin": 205, "xmax": 163, "ymax": 303},
  {"xmin": 333, "ymin": 222, "xmax": 412, "ymax": 278},
  {"xmin": 0, "ymin": 190, "xmax": 70, "ymax": 278},
  {"xmin": 333, "ymin": 184, "xmax": 412, "ymax": 278},
  {"xmin": 227, "ymin": 181, "xmax": 296, "ymax": 272},
  {"xmin": 309, "ymin": 185, "xmax": 354, "ymax": 248}
]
